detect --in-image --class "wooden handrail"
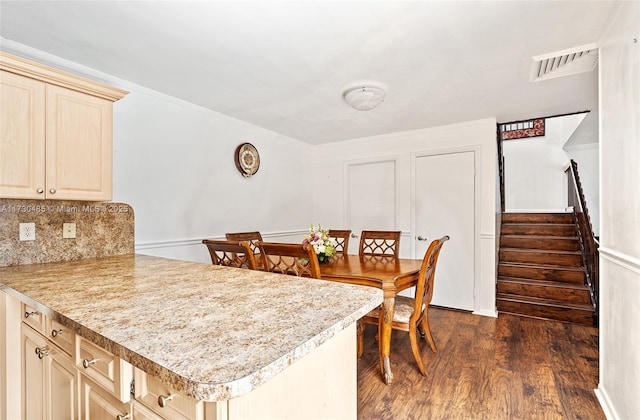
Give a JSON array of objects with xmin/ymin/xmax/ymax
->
[
  {"xmin": 497, "ymin": 124, "xmax": 505, "ymax": 212},
  {"xmin": 566, "ymin": 159, "xmax": 599, "ymax": 326}
]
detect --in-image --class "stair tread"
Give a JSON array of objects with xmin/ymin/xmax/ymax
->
[
  {"xmin": 500, "ymin": 248, "xmax": 582, "ymax": 255},
  {"xmin": 497, "ymin": 293, "xmax": 594, "ymax": 311},
  {"xmin": 501, "ymin": 234, "xmax": 578, "ymax": 240},
  {"xmin": 502, "ymin": 222, "xmax": 575, "ymax": 226},
  {"xmin": 497, "ymin": 276, "xmax": 590, "ymax": 290},
  {"xmin": 499, "ymin": 262, "xmax": 586, "ymax": 271}
]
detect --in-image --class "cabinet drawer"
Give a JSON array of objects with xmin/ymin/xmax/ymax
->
[
  {"xmin": 77, "ymin": 337, "xmax": 133, "ymax": 403},
  {"xmin": 134, "ymin": 368, "xmax": 203, "ymax": 420},
  {"xmin": 45, "ymin": 318, "xmax": 75, "ymax": 357},
  {"xmin": 80, "ymin": 375, "xmax": 131, "ymax": 420},
  {"xmin": 22, "ymin": 303, "xmax": 45, "ymax": 334}
]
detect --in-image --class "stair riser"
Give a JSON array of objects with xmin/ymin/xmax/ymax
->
[
  {"xmin": 502, "ymin": 213, "xmax": 574, "ymax": 224},
  {"xmin": 499, "ymin": 250, "xmax": 583, "ymax": 267},
  {"xmin": 497, "ymin": 281, "xmax": 591, "ymax": 304},
  {"xmin": 500, "ymin": 237, "xmax": 580, "ymax": 251},
  {"xmin": 498, "ymin": 265, "xmax": 585, "ymax": 283},
  {"xmin": 501, "ymin": 225, "xmax": 576, "ymax": 236},
  {"xmin": 497, "ymin": 299, "xmax": 593, "ymax": 326}
]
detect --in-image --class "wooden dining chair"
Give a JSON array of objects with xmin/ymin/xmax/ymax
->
[
  {"xmin": 258, "ymin": 242, "xmax": 322, "ymax": 279},
  {"xmin": 358, "ymin": 235, "xmax": 449, "ymax": 376},
  {"xmin": 202, "ymin": 239, "xmax": 257, "ymax": 270},
  {"xmin": 359, "ymin": 230, "xmax": 401, "ymax": 257},
  {"xmin": 328, "ymin": 229, "xmax": 351, "ymax": 254},
  {"xmin": 225, "ymin": 231, "xmax": 264, "ymax": 269}
]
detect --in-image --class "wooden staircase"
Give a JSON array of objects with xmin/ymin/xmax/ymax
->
[{"xmin": 497, "ymin": 212, "xmax": 595, "ymax": 326}]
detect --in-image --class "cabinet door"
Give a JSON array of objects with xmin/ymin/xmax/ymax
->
[
  {"xmin": 22, "ymin": 324, "xmax": 46, "ymax": 420},
  {"xmin": 49, "ymin": 347, "xmax": 78, "ymax": 420},
  {"xmin": 22, "ymin": 323, "xmax": 78, "ymax": 420},
  {"xmin": 0, "ymin": 70, "xmax": 46, "ymax": 199},
  {"xmin": 46, "ymin": 84, "xmax": 113, "ymax": 201}
]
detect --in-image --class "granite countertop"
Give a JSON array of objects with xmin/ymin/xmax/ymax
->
[{"xmin": 0, "ymin": 254, "xmax": 382, "ymax": 401}]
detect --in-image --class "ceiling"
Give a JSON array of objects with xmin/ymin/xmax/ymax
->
[{"xmin": 0, "ymin": 1, "xmax": 615, "ymax": 145}]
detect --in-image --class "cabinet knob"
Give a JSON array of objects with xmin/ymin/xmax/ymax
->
[
  {"xmin": 49, "ymin": 188, "xmax": 57, "ymax": 194},
  {"xmin": 115, "ymin": 414, "xmax": 130, "ymax": 420},
  {"xmin": 351, "ymin": 233, "xmax": 359, "ymax": 238},
  {"xmin": 37, "ymin": 188, "xmax": 44, "ymax": 194},
  {"xmin": 35, "ymin": 346, "xmax": 50, "ymax": 359},
  {"xmin": 24, "ymin": 311, "xmax": 38, "ymax": 318},
  {"xmin": 158, "ymin": 393, "xmax": 175, "ymax": 408},
  {"xmin": 82, "ymin": 358, "xmax": 98, "ymax": 368},
  {"xmin": 51, "ymin": 329, "xmax": 63, "ymax": 337},
  {"xmin": 416, "ymin": 235, "xmax": 428, "ymax": 241}
]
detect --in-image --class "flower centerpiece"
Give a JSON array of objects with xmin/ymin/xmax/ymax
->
[{"xmin": 303, "ymin": 224, "xmax": 338, "ymax": 263}]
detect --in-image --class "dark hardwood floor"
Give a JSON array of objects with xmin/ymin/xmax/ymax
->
[{"xmin": 357, "ymin": 307, "xmax": 603, "ymax": 419}]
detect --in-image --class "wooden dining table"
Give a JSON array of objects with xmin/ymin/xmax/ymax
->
[{"xmin": 318, "ymin": 253, "xmax": 423, "ymax": 384}]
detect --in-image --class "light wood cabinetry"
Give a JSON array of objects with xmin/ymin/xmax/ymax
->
[
  {"xmin": 0, "ymin": 51, "xmax": 127, "ymax": 201},
  {"xmin": 77, "ymin": 336, "xmax": 133, "ymax": 403},
  {"xmin": 133, "ymin": 369, "xmax": 204, "ymax": 420},
  {"xmin": 79, "ymin": 375, "xmax": 132, "ymax": 420},
  {"xmin": 21, "ymin": 321, "xmax": 78, "ymax": 420}
]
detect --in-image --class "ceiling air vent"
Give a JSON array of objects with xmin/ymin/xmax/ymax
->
[{"xmin": 530, "ymin": 43, "xmax": 598, "ymax": 82}]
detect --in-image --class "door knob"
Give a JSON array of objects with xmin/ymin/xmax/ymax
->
[{"xmin": 416, "ymin": 236, "xmax": 428, "ymax": 241}]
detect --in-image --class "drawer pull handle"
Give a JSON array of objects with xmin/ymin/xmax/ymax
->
[
  {"xmin": 51, "ymin": 329, "xmax": 63, "ymax": 337},
  {"xmin": 115, "ymin": 413, "xmax": 130, "ymax": 420},
  {"xmin": 35, "ymin": 346, "xmax": 49, "ymax": 359},
  {"xmin": 24, "ymin": 311, "xmax": 38, "ymax": 318},
  {"xmin": 158, "ymin": 393, "xmax": 175, "ymax": 408},
  {"xmin": 82, "ymin": 358, "xmax": 98, "ymax": 368}
]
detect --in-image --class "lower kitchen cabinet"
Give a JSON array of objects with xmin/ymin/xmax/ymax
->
[
  {"xmin": 79, "ymin": 374, "xmax": 132, "ymax": 420},
  {"xmin": 133, "ymin": 368, "xmax": 205, "ymax": 420},
  {"xmin": 22, "ymin": 323, "xmax": 78, "ymax": 420}
]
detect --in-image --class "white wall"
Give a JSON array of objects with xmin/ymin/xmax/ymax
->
[
  {"xmin": 564, "ymin": 143, "xmax": 600, "ymax": 236},
  {"xmin": 502, "ymin": 115, "xmax": 584, "ymax": 212},
  {"xmin": 595, "ymin": 2, "xmax": 640, "ymax": 419},
  {"xmin": 312, "ymin": 118, "xmax": 498, "ymax": 317},
  {"xmin": 112, "ymin": 89, "xmax": 314, "ymax": 262}
]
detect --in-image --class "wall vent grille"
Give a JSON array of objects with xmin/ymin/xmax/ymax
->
[{"xmin": 530, "ymin": 43, "xmax": 598, "ymax": 82}]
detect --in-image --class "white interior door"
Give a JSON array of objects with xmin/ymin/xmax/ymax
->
[
  {"xmin": 415, "ymin": 151, "xmax": 475, "ymax": 310},
  {"xmin": 346, "ymin": 160, "xmax": 396, "ymax": 254}
]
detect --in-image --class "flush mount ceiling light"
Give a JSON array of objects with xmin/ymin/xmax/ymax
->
[{"xmin": 343, "ymin": 86, "xmax": 386, "ymax": 111}]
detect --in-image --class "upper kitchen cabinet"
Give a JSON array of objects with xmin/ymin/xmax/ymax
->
[{"xmin": 0, "ymin": 52, "xmax": 128, "ymax": 201}]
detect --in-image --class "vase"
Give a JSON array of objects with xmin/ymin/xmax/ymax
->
[{"xmin": 317, "ymin": 253, "xmax": 333, "ymax": 263}]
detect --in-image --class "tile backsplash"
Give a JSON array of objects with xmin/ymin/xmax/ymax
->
[{"xmin": 0, "ymin": 199, "xmax": 134, "ymax": 267}]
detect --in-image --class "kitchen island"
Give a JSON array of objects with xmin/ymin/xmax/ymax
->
[{"xmin": 0, "ymin": 254, "xmax": 382, "ymax": 419}]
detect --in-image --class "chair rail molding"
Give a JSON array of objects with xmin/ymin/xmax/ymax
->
[{"xmin": 136, "ymin": 229, "xmax": 308, "ymax": 251}]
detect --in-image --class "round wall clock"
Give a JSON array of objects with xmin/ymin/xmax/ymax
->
[{"xmin": 234, "ymin": 143, "xmax": 260, "ymax": 177}]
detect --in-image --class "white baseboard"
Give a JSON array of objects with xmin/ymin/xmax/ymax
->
[
  {"xmin": 473, "ymin": 309, "xmax": 498, "ymax": 318},
  {"xmin": 595, "ymin": 384, "xmax": 619, "ymax": 420}
]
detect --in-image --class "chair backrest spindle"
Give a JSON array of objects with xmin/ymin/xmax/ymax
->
[
  {"xmin": 202, "ymin": 240, "xmax": 257, "ymax": 270},
  {"xmin": 359, "ymin": 230, "xmax": 401, "ymax": 257},
  {"xmin": 259, "ymin": 242, "xmax": 322, "ymax": 279}
]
